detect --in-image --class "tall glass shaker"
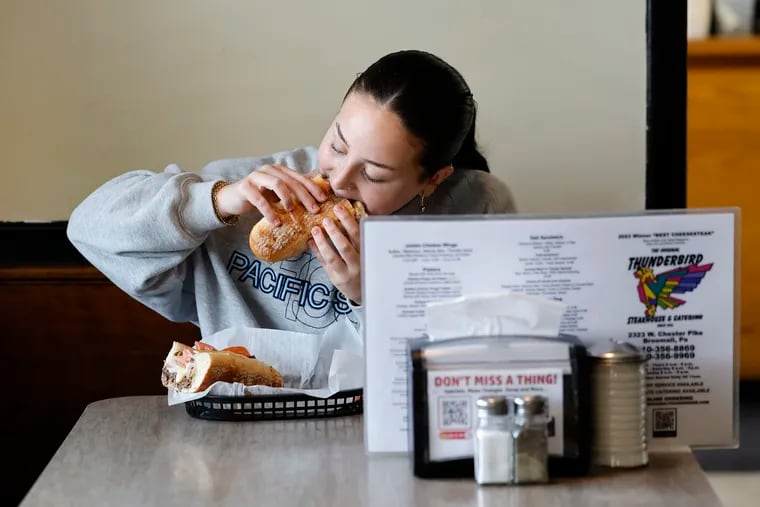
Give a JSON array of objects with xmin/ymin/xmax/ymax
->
[
  {"xmin": 512, "ymin": 395, "xmax": 549, "ymax": 484},
  {"xmin": 474, "ymin": 395, "xmax": 513, "ymax": 485},
  {"xmin": 590, "ymin": 339, "xmax": 648, "ymax": 468}
]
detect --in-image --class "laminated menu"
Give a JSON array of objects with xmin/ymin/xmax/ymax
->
[{"xmin": 361, "ymin": 209, "xmax": 739, "ymax": 454}]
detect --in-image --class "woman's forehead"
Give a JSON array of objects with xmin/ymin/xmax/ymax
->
[{"xmin": 337, "ymin": 93, "xmax": 422, "ymax": 163}]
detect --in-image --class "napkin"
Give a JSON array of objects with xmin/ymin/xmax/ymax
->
[{"xmin": 424, "ymin": 290, "xmax": 566, "ymax": 340}]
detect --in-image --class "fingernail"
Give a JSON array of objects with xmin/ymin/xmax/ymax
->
[
  {"xmin": 310, "ymin": 203, "xmax": 320, "ymax": 213},
  {"xmin": 322, "ymin": 218, "xmax": 332, "ymax": 228},
  {"xmin": 312, "ymin": 227, "xmax": 320, "ymax": 236}
]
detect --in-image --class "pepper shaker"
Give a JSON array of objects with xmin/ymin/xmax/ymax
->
[
  {"xmin": 512, "ymin": 395, "xmax": 549, "ymax": 484},
  {"xmin": 590, "ymin": 340, "xmax": 648, "ymax": 468}
]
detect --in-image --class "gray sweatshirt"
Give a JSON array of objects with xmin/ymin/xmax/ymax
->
[{"xmin": 67, "ymin": 146, "xmax": 516, "ymax": 338}]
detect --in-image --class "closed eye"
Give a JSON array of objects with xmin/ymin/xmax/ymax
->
[
  {"xmin": 330, "ymin": 143, "xmax": 346, "ymax": 155},
  {"xmin": 362, "ymin": 168, "xmax": 382, "ymax": 183}
]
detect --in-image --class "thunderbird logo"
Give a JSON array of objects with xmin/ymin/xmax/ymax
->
[{"xmin": 634, "ymin": 264, "xmax": 713, "ymax": 317}]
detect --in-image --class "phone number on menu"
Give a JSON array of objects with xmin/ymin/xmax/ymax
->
[
  {"xmin": 647, "ymin": 353, "xmax": 696, "ymax": 360},
  {"xmin": 643, "ymin": 345, "xmax": 695, "ymax": 353},
  {"xmin": 644, "ymin": 345, "xmax": 696, "ymax": 360}
]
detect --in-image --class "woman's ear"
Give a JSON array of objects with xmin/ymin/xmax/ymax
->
[{"xmin": 422, "ymin": 165, "xmax": 454, "ymax": 196}]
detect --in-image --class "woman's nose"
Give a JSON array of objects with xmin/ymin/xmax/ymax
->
[{"xmin": 328, "ymin": 164, "xmax": 353, "ymax": 191}]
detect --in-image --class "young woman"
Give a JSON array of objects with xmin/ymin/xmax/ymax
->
[{"xmin": 67, "ymin": 50, "xmax": 516, "ymax": 337}]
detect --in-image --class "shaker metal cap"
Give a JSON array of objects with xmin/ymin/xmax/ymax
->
[
  {"xmin": 476, "ymin": 395, "xmax": 510, "ymax": 416},
  {"xmin": 513, "ymin": 395, "xmax": 548, "ymax": 416},
  {"xmin": 589, "ymin": 339, "xmax": 646, "ymax": 363}
]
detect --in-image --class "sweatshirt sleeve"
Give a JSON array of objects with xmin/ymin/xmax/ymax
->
[
  {"xmin": 66, "ymin": 165, "xmax": 225, "ymax": 323},
  {"xmin": 67, "ymin": 147, "xmax": 319, "ymax": 323}
]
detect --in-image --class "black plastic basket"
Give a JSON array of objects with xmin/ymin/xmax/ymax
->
[{"xmin": 184, "ymin": 388, "xmax": 363, "ymax": 421}]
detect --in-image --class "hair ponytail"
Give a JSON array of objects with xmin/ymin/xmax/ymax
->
[{"xmin": 451, "ymin": 110, "xmax": 490, "ymax": 173}]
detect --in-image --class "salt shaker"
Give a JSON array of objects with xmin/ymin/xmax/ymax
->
[
  {"xmin": 474, "ymin": 395, "xmax": 513, "ymax": 485},
  {"xmin": 590, "ymin": 339, "xmax": 648, "ymax": 468},
  {"xmin": 512, "ymin": 395, "xmax": 549, "ymax": 484}
]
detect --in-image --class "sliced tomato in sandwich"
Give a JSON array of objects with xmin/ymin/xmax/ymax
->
[
  {"xmin": 222, "ymin": 346, "xmax": 252, "ymax": 357},
  {"xmin": 193, "ymin": 341, "xmax": 251, "ymax": 357}
]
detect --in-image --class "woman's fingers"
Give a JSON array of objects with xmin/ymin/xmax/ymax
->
[
  {"xmin": 234, "ymin": 164, "xmax": 330, "ymax": 223},
  {"xmin": 253, "ymin": 166, "xmax": 305, "ymax": 212},
  {"xmin": 219, "ymin": 165, "xmax": 330, "ymax": 222},
  {"xmin": 310, "ymin": 226, "xmax": 340, "ymax": 266},
  {"xmin": 321, "ymin": 218, "xmax": 360, "ymax": 267},
  {"xmin": 236, "ymin": 178, "xmax": 281, "ymax": 226},
  {"xmin": 309, "ymin": 222, "xmax": 363, "ymax": 304},
  {"xmin": 257, "ymin": 165, "xmax": 326, "ymax": 213},
  {"xmin": 333, "ymin": 204, "xmax": 361, "ymax": 249},
  {"xmin": 274, "ymin": 165, "xmax": 329, "ymax": 202}
]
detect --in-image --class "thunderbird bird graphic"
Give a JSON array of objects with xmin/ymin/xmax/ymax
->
[{"xmin": 634, "ymin": 264, "xmax": 713, "ymax": 317}]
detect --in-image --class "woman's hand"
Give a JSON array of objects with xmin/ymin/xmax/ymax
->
[
  {"xmin": 308, "ymin": 204, "xmax": 363, "ymax": 304},
  {"xmin": 215, "ymin": 165, "xmax": 328, "ymax": 225}
]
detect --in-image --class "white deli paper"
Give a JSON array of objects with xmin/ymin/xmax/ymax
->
[
  {"xmin": 424, "ymin": 290, "xmax": 567, "ymax": 340},
  {"xmin": 167, "ymin": 318, "xmax": 363, "ymax": 406}
]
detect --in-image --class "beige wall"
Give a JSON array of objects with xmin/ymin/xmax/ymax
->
[{"xmin": 0, "ymin": 0, "xmax": 645, "ymax": 221}]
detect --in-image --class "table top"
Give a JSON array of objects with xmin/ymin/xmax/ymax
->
[{"xmin": 20, "ymin": 396, "xmax": 722, "ymax": 507}]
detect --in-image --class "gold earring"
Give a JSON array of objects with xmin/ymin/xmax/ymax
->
[{"xmin": 419, "ymin": 194, "xmax": 426, "ymax": 214}]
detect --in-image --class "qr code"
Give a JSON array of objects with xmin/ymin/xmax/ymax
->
[
  {"xmin": 439, "ymin": 398, "xmax": 470, "ymax": 429},
  {"xmin": 652, "ymin": 408, "xmax": 677, "ymax": 438}
]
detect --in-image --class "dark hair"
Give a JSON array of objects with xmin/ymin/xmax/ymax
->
[{"xmin": 346, "ymin": 50, "xmax": 490, "ymax": 175}]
